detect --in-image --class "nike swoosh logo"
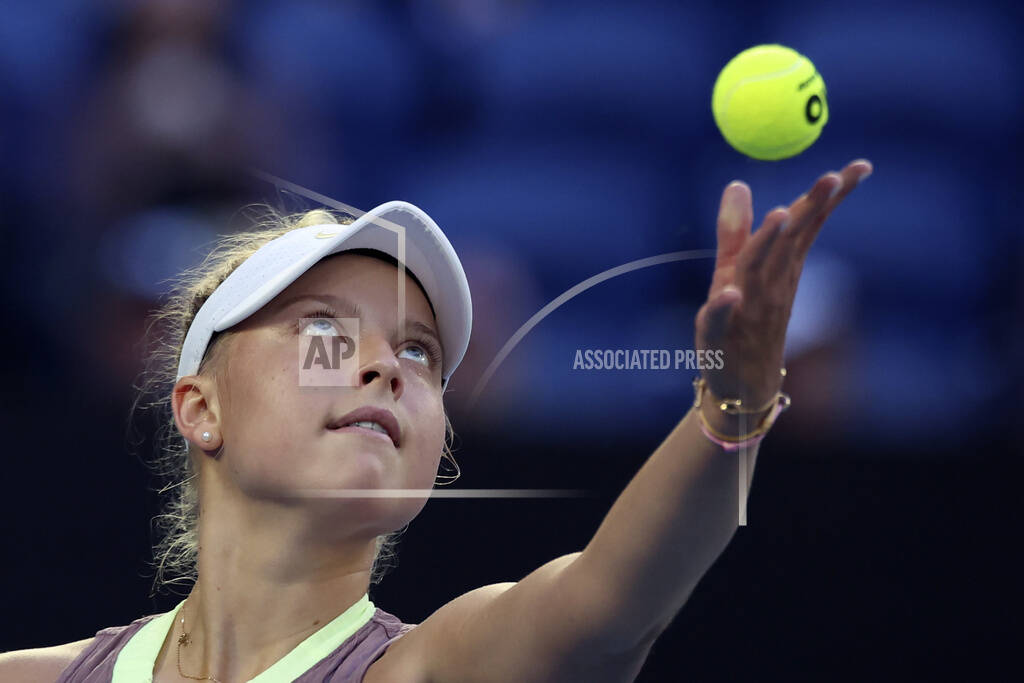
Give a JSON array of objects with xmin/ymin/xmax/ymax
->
[{"xmin": 314, "ymin": 231, "xmax": 339, "ymax": 239}]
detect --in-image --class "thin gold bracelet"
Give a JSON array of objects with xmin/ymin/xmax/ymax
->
[
  {"xmin": 697, "ymin": 368, "xmax": 788, "ymax": 415},
  {"xmin": 692, "ymin": 371, "xmax": 791, "ymax": 445}
]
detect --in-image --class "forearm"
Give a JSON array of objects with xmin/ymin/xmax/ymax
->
[
  {"xmin": 556, "ymin": 159, "xmax": 866, "ymax": 660},
  {"xmin": 570, "ymin": 405, "xmax": 761, "ymax": 651}
]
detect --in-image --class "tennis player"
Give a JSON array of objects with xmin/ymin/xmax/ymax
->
[{"xmin": 2, "ymin": 159, "xmax": 872, "ymax": 682}]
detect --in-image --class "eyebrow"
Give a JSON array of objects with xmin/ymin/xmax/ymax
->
[{"xmin": 274, "ymin": 293, "xmax": 441, "ymax": 346}]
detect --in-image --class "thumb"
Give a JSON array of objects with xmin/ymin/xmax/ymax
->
[{"xmin": 697, "ymin": 285, "xmax": 742, "ymax": 345}]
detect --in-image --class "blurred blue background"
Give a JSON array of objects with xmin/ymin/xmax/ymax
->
[
  {"xmin": 2, "ymin": 0, "xmax": 1018, "ymax": 447},
  {"xmin": 1, "ymin": 0, "xmax": 1020, "ymax": 680}
]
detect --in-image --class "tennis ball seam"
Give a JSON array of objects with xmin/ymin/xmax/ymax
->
[{"xmin": 718, "ymin": 57, "xmax": 806, "ymax": 112}]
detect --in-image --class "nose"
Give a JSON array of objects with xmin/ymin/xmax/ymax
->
[{"xmin": 357, "ymin": 334, "xmax": 403, "ymax": 398}]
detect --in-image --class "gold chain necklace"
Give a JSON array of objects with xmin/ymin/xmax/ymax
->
[{"xmin": 177, "ymin": 598, "xmax": 223, "ymax": 683}]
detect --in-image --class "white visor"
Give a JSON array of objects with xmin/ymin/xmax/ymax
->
[{"xmin": 176, "ymin": 201, "xmax": 472, "ymax": 390}]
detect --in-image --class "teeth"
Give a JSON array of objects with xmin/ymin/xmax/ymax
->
[{"xmin": 347, "ymin": 420, "xmax": 388, "ymax": 435}]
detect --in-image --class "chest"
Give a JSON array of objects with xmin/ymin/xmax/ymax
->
[
  {"xmin": 150, "ymin": 633, "xmax": 181, "ymax": 683},
  {"xmin": 148, "ymin": 629, "xmax": 428, "ymax": 683}
]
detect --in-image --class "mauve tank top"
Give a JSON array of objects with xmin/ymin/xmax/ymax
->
[{"xmin": 56, "ymin": 593, "xmax": 417, "ymax": 682}]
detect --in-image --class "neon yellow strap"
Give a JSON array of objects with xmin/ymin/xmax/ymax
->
[
  {"xmin": 111, "ymin": 600, "xmax": 184, "ymax": 683},
  {"xmin": 113, "ymin": 593, "xmax": 376, "ymax": 682}
]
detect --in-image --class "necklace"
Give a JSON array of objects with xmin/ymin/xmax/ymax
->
[{"xmin": 177, "ymin": 598, "xmax": 223, "ymax": 683}]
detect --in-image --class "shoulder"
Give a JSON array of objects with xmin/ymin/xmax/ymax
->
[
  {"xmin": 0, "ymin": 637, "xmax": 96, "ymax": 683},
  {"xmin": 363, "ymin": 583, "xmax": 516, "ymax": 683}
]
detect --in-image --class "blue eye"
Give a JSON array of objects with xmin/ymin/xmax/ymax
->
[
  {"xmin": 304, "ymin": 319, "xmax": 339, "ymax": 335},
  {"xmin": 299, "ymin": 307, "xmax": 344, "ymax": 336},
  {"xmin": 401, "ymin": 339, "xmax": 443, "ymax": 368},
  {"xmin": 400, "ymin": 345, "xmax": 428, "ymax": 363}
]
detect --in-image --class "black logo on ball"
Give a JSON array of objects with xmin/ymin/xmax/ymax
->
[{"xmin": 805, "ymin": 95, "xmax": 823, "ymax": 124}]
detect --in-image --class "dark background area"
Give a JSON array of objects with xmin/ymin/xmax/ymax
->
[{"xmin": 2, "ymin": 0, "xmax": 1020, "ymax": 680}]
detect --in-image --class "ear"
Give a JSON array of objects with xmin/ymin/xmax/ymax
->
[{"xmin": 172, "ymin": 375, "xmax": 222, "ymax": 455}]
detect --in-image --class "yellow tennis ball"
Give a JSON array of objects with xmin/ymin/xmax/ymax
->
[{"xmin": 712, "ymin": 44, "xmax": 829, "ymax": 161}]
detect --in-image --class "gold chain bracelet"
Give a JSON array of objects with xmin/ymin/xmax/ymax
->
[{"xmin": 692, "ymin": 370, "xmax": 791, "ymax": 451}]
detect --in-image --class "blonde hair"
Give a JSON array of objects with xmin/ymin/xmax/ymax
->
[{"xmin": 131, "ymin": 205, "xmax": 459, "ymax": 597}]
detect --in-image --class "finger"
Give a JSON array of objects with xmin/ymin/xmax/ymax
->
[
  {"xmin": 737, "ymin": 209, "xmax": 790, "ymax": 317},
  {"xmin": 757, "ymin": 169, "xmax": 844, "ymax": 294},
  {"xmin": 787, "ymin": 171, "xmax": 843, "ymax": 236},
  {"xmin": 697, "ymin": 284, "xmax": 742, "ymax": 345},
  {"xmin": 788, "ymin": 160, "xmax": 872, "ymax": 248},
  {"xmin": 770, "ymin": 160, "xmax": 872, "ymax": 288},
  {"xmin": 756, "ymin": 170, "xmax": 841, "ymax": 289},
  {"xmin": 793, "ymin": 159, "xmax": 873, "ymax": 256},
  {"xmin": 740, "ymin": 206, "xmax": 789, "ymax": 274},
  {"xmin": 714, "ymin": 181, "xmax": 753, "ymax": 273},
  {"xmin": 707, "ymin": 263, "xmax": 738, "ymax": 298}
]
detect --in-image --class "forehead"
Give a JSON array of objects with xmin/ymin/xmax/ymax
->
[
  {"xmin": 276, "ymin": 252, "xmax": 437, "ymax": 322},
  {"xmin": 204, "ymin": 252, "xmax": 442, "ymax": 371}
]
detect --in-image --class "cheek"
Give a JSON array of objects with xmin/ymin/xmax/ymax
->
[
  {"xmin": 408, "ymin": 398, "xmax": 447, "ymax": 471},
  {"xmin": 221, "ymin": 348, "xmax": 312, "ymax": 489},
  {"xmin": 223, "ymin": 405, "xmax": 306, "ymax": 493}
]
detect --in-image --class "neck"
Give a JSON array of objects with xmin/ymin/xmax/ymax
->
[{"xmin": 169, "ymin": 480, "xmax": 383, "ymax": 681}]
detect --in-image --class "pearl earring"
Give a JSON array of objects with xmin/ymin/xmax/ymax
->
[{"xmin": 201, "ymin": 431, "xmax": 212, "ymax": 442}]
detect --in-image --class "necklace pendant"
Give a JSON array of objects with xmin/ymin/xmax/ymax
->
[{"xmin": 178, "ymin": 632, "xmax": 192, "ymax": 647}]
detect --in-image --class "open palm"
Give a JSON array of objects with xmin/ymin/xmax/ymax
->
[{"xmin": 695, "ymin": 158, "xmax": 873, "ymax": 409}]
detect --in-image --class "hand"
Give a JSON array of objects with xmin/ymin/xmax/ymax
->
[{"xmin": 694, "ymin": 158, "xmax": 873, "ymax": 418}]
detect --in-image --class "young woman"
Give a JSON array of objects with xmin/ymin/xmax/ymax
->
[{"xmin": 2, "ymin": 159, "xmax": 872, "ymax": 682}]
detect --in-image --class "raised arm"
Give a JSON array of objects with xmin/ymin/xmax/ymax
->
[
  {"xmin": 403, "ymin": 159, "xmax": 872, "ymax": 683},
  {"xmin": 566, "ymin": 159, "xmax": 872, "ymax": 650}
]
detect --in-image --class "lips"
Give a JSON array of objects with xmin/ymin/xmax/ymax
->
[{"xmin": 326, "ymin": 406, "xmax": 401, "ymax": 448}]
